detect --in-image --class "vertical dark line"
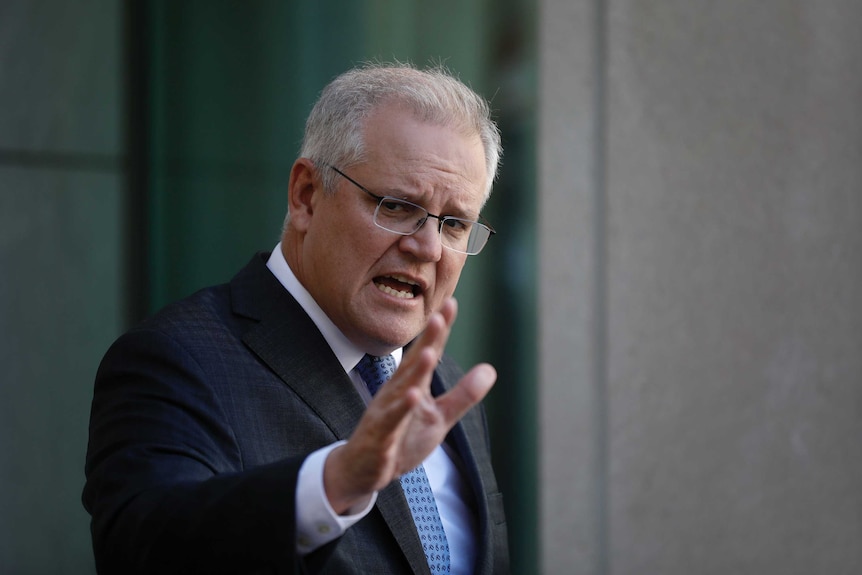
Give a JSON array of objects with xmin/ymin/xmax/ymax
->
[
  {"xmin": 123, "ymin": 0, "xmax": 151, "ymax": 325},
  {"xmin": 593, "ymin": 0, "xmax": 610, "ymax": 573}
]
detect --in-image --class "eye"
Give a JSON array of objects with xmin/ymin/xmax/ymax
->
[
  {"xmin": 379, "ymin": 199, "xmax": 409, "ymax": 213},
  {"xmin": 441, "ymin": 217, "xmax": 471, "ymax": 235},
  {"xmin": 377, "ymin": 198, "xmax": 423, "ymax": 224}
]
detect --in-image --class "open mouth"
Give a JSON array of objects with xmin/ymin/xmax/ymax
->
[{"xmin": 373, "ymin": 274, "xmax": 421, "ymax": 299}]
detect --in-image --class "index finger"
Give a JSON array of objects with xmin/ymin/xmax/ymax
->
[
  {"xmin": 406, "ymin": 297, "xmax": 458, "ymax": 364},
  {"xmin": 377, "ymin": 298, "xmax": 457, "ymax": 399}
]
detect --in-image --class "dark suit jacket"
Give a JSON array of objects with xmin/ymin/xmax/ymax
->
[{"xmin": 83, "ymin": 253, "xmax": 509, "ymax": 575}]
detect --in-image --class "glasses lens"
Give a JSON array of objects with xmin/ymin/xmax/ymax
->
[
  {"xmin": 373, "ymin": 197, "xmax": 492, "ymax": 255},
  {"xmin": 441, "ymin": 218, "xmax": 491, "ymax": 255},
  {"xmin": 374, "ymin": 198, "xmax": 427, "ymax": 234}
]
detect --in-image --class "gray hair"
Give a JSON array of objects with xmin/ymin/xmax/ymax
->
[{"xmin": 299, "ymin": 62, "xmax": 502, "ymax": 203}]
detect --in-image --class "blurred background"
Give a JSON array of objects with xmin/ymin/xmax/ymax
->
[
  {"xmin": 2, "ymin": 1, "xmax": 861, "ymax": 574},
  {"xmin": 1, "ymin": 1, "xmax": 538, "ymax": 573}
]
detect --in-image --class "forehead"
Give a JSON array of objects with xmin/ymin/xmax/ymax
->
[{"xmin": 359, "ymin": 106, "xmax": 487, "ymax": 208}]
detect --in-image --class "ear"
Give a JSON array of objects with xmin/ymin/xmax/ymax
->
[{"xmin": 287, "ymin": 158, "xmax": 322, "ymax": 233}]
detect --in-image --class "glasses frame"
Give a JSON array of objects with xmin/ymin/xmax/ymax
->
[{"xmin": 325, "ymin": 164, "xmax": 495, "ymax": 255}]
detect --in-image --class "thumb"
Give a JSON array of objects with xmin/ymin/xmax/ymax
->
[{"xmin": 438, "ymin": 363, "xmax": 497, "ymax": 424}]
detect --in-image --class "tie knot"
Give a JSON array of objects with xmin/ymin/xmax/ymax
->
[{"xmin": 356, "ymin": 354, "xmax": 396, "ymax": 396}]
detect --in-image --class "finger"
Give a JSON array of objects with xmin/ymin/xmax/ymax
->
[
  {"xmin": 328, "ymin": 385, "xmax": 424, "ymax": 506},
  {"xmin": 376, "ymin": 297, "xmax": 458, "ymax": 401},
  {"xmin": 432, "ymin": 298, "xmax": 458, "ymax": 352},
  {"xmin": 376, "ymin": 346, "xmax": 439, "ymax": 403},
  {"xmin": 414, "ymin": 298, "xmax": 457, "ymax": 359},
  {"xmin": 437, "ymin": 297, "xmax": 457, "ymax": 328},
  {"xmin": 436, "ymin": 363, "xmax": 497, "ymax": 424},
  {"xmin": 353, "ymin": 384, "xmax": 421, "ymax": 447},
  {"xmin": 398, "ymin": 311, "xmax": 449, "ymax": 375}
]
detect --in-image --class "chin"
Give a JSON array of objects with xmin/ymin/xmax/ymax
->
[{"xmin": 366, "ymin": 323, "xmax": 422, "ymax": 354}]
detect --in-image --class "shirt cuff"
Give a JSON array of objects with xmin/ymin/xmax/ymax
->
[{"xmin": 295, "ymin": 441, "xmax": 378, "ymax": 555}]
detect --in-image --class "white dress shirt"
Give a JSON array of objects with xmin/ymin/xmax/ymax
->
[{"xmin": 266, "ymin": 244, "xmax": 477, "ymax": 573}]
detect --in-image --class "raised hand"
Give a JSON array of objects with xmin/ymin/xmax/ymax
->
[{"xmin": 323, "ymin": 297, "xmax": 497, "ymax": 514}]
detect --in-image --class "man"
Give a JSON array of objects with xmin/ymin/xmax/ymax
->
[{"xmin": 83, "ymin": 63, "xmax": 509, "ymax": 574}]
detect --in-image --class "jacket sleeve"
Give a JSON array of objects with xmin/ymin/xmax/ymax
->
[{"xmin": 83, "ymin": 327, "xmax": 303, "ymax": 575}]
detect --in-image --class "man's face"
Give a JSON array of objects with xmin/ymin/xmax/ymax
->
[{"xmin": 292, "ymin": 106, "xmax": 488, "ymax": 355}]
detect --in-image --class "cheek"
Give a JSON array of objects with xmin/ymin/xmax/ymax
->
[
  {"xmin": 318, "ymin": 212, "xmax": 371, "ymax": 259},
  {"xmin": 305, "ymin": 221, "xmax": 365, "ymax": 287},
  {"xmin": 336, "ymin": 229, "xmax": 395, "ymax": 284}
]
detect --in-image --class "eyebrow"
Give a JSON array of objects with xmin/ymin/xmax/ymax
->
[
  {"xmin": 332, "ymin": 165, "xmax": 481, "ymax": 221},
  {"xmin": 387, "ymin": 182, "xmax": 480, "ymax": 220}
]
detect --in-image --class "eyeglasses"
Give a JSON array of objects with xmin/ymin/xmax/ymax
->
[{"xmin": 327, "ymin": 165, "xmax": 495, "ymax": 255}]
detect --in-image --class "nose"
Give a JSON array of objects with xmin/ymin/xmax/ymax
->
[{"xmin": 399, "ymin": 217, "xmax": 443, "ymax": 261}]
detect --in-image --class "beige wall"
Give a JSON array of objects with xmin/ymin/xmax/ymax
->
[{"xmin": 539, "ymin": 1, "xmax": 862, "ymax": 573}]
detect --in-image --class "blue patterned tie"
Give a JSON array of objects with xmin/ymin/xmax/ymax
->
[{"xmin": 356, "ymin": 354, "xmax": 451, "ymax": 574}]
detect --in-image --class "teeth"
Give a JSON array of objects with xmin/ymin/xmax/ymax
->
[
  {"xmin": 389, "ymin": 274, "xmax": 418, "ymax": 286},
  {"xmin": 376, "ymin": 283, "xmax": 415, "ymax": 299}
]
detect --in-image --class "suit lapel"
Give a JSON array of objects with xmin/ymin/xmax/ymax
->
[
  {"xmin": 449, "ymin": 406, "xmax": 496, "ymax": 574},
  {"xmin": 435, "ymin": 359, "xmax": 500, "ymax": 575},
  {"xmin": 231, "ymin": 253, "xmax": 366, "ymax": 440}
]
